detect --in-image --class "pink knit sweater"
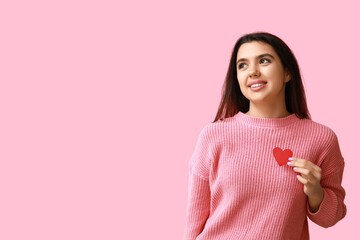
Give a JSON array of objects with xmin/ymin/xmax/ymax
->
[{"xmin": 183, "ymin": 111, "xmax": 346, "ymax": 240}]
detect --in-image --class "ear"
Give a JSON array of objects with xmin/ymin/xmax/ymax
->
[{"xmin": 284, "ymin": 70, "xmax": 291, "ymax": 83}]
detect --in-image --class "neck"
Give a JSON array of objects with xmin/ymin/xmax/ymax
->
[{"xmin": 246, "ymin": 96, "xmax": 290, "ymax": 118}]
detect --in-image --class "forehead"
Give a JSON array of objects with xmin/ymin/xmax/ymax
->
[{"xmin": 236, "ymin": 41, "xmax": 277, "ymax": 60}]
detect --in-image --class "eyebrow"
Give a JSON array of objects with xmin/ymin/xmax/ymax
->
[{"xmin": 236, "ymin": 53, "xmax": 275, "ymax": 65}]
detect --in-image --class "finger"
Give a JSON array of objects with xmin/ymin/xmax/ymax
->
[
  {"xmin": 296, "ymin": 175, "xmax": 308, "ymax": 184},
  {"xmin": 314, "ymin": 165, "xmax": 322, "ymax": 173},
  {"xmin": 290, "ymin": 157, "xmax": 318, "ymax": 171},
  {"xmin": 289, "ymin": 164, "xmax": 320, "ymax": 182},
  {"xmin": 294, "ymin": 163, "xmax": 322, "ymax": 179},
  {"xmin": 293, "ymin": 167, "xmax": 313, "ymax": 180},
  {"xmin": 290, "ymin": 157, "xmax": 306, "ymax": 163},
  {"xmin": 311, "ymin": 167, "xmax": 322, "ymax": 179},
  {"xmin": 294, "ymin": 167, "xmax": 321, "ymax": 185},
  {"xmin": 287, "ymin": 159, "xmax": 305, "ymax": 167},
  {"xmin": 293, "ymin": 167, "xmax": 310, "ymax": 175}
]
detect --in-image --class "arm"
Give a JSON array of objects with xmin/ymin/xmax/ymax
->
[
  {"xmin": 306, "ymin": 164, "xmax": 346, "ymax": 227},
  {"xmin": 183, "ymin": 172, "xmax": 211, "ymax": 240},
  {"xmin": 183, "ymin": 125, "xmax": 214, "ymax": 239},
  {"xmin": 306, "ymin": 131, "xmax": 347, "ymax": 227}
]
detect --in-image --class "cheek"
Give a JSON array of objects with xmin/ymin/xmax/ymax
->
[
  {"xmin": 237, "ymin": 73, "xmax": 248, "ymax": 90},
  {"xmin": 238, "ymin": 81, "xmax": 250, "ymax": 97},
  {"xmin": 239, "ymin": 84, "xmax": 247, "ymax": 94},
  {"xmin": 237, "ymin": 71, "xmax": 247, "ymax": 83},
  {"xmin": 264, "ymin": 66, "xmax": 284, "ymax": 81}
]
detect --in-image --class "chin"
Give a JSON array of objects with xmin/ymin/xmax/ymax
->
[{"xmin": 248, "ymin": 95, "xmax": 270, "ymax": 103}]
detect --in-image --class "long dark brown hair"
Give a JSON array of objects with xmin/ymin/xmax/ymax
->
[{"xmin": 213, "ymin": 32, "xmax": 311, "ymax": 123}]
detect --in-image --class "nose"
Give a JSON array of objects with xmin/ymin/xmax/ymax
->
[{"xmin": 248, "ymin": 65, "xmax": 260, "ymax": 78}]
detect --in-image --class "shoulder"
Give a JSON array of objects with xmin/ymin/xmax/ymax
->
[
  {"xmin": 198, "ymin": 114, "xmax": 240, "ymax": 138},
  {"xmin": 298, "ymin": 118, "xmax": 338, "ymax": 142},
  {"xmin": 303, "ymin": 120, "xmax": 344, "ymax": 174},
  {"xmin": 299, "ymin": 118, "xmax": 342, "ymax": 159},
  {"xmin": 192, "ymin": 116, "xmax": 239, "ymax": 152},
  {"xmin": 195, "ymin": 121, "xmax": 221, "ymax": 146},
  {"xmin": 295, "ymin": 118, "xmax": 344, "ymax": 173}
]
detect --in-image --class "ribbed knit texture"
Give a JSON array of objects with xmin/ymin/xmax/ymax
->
[{"xmin": 183, "ymin": 111, "xmax": 346, "ymax": 240}]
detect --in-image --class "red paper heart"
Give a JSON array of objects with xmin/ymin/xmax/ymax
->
[{"xmin": 273, "ymin": 147, "xmax": 293, "ymax": 166}]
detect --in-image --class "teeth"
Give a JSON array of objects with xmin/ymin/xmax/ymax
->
[{"xmin": 250, "ymin": 83, "xmax": 265, "ymax": 88}]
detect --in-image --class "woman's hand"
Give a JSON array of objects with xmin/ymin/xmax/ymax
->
[{"xmin": 287, "ymin": 157, "xmax": 325, "ymax": 212}]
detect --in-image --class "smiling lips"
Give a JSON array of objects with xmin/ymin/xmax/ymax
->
[
  {"xmin": 248, "ymin": 80, "xmax": 267, "ymax": 87},
  {"xmin": 248, "ymin": 80, "xmax": 267, "ymax": 91}
]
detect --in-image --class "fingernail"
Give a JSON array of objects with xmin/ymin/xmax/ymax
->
[
  {"xmin": 287, "ymin": 161, "xmax": 291, "ymax": 165},
  {"xmin": 289, "ymin": 157, "xmax": 293, "ymax": 161},
  {"xmin": 293, "ymin": 167, "xmax": 297, "ymax": 171}
]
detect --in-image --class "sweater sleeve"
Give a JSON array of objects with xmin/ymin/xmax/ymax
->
[
  {"xmin": 306, "ymin": 130, "xmax": 347, "ymax": 228},
  {"xmin": 183, "ymin": 125, "xmax": 213, "ymax": 240}
]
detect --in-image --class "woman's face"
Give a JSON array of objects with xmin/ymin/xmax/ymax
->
[{"xmin": 236, "ymin": 41, "xmax": 291, "ymax": 105}]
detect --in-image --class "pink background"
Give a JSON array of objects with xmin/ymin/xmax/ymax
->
[{"xmin": 1, "ymin": 0, "xmax": 358, "ymax": 239}]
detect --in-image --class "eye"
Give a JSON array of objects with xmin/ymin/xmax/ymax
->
[
  {"xmin": 260, "ymin": 58, "xmax": 271, "ymax": 64},
  {"xmin": 238, "ymin": 63, "xmax": 247, "ymax": 69}
]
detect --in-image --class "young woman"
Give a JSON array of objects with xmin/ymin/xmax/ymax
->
[{"xmin": 183, "ymin": 32, "xmax": 346, "ymax": 240}]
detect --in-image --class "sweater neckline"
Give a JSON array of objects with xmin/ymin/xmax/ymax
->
[{"xmin": 234, "ymin": 111, "xmax": 300, "ymax": 128}]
